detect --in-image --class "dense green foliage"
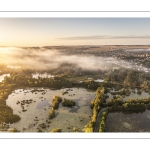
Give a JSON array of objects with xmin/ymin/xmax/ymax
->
[
  {"xmin": 105, "ymin": 69, "xmax": 150, "ymax": 94},
  {"xmin": 107, "ymin": 96, "xmax": 149, "ymax": 112},
  {"xmin": 49, "ymin": 108, "xmax": 55, "ymax": 119},
  {"xmin": 0, "ymin": 73, "xmax": 22, "ymax": 124},
  {"xmin": 0, "ymin": 104, "xmax": 21, "ymax": 123},
  {"xmin": 62, "ymin": 99, "xmax": 75, "ymax": 107},
  {"xmin": 123, "ymin": 102, "xmax": 146, "ymax": 111},
  {"xmin": 50, "ymin": 128, "xmax": 62, "ymax": 132},
  {"xmin": 3, "ymin": 72, "xmax": 72, "ymax": 89},
  {"xmin": 52, "ymin": 96, "xmax": 62, "ymax": 109},
  {"xmin": 84, "ymin": 82, "xmax": 150, "ymax": 132},
  {"xmin": 99, "ymin": 110, "xmax": 108, "ymax": 132},
  {"xmin": 9, "ymin": 128, "xmax": 19, "ymax": 132},
  {"xmin": 107, "ymin": 95, "xmax": 124, "ymax": 106},
  {"xmin": 73, "ymin": 127, "xmax": 78, "ymax": 132},
  {"xmin": 83, "ymin": 86, "xmax": 105, "ymax": 132}
]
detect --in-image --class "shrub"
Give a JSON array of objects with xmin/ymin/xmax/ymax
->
[
  {"xmin": 53, "ymin": 96, "xmax": 62, "ymax": 102},
  {"xmin": 62, "ymin": 99, "xmax": 75, "ymax": 107},
  {"xmin": 98, "ymin": 110, "xmax": 108, "ymax": 132},
  {"xmin": 52, "ymin": 96, "xmax": 62, "ymax": 109},
  {"xmin": 49, "ymin": 108, "xmax": 55, "ymax": 119},
  {"xmin": 52, "ymin": 100, "xmax": 59, "ymax": 109},
  {"xmin": 83, "ymin": 127, "xmax": 93, "ymax": 132},
  {"xmin": 73, "ymin": 127, "xmax": 78, "ymax": 132},
  {"xmin": 0, "ymin": 104, "xmax": 21, "ymax": 123},
  {"xmin": 51, "ymin": 128, "xmax": 62, "ymax": 132},
  {"xmin": 9, "ymin": 128, "xmax": 19, "ymax": 132},
  {"xmin": 62, "ymin": 91, "xmax": 68, "ymax": 95},
  {"xmin": 90, "ymin": 99, "xmax": 95, "ymax": 109},
  {"xmin": 82, "ymin": 121, "xmax": 94, "ymax": 132}
]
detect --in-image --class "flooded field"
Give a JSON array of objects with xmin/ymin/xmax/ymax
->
[
  {"xmin": 105, "ymin": 110, "xmax": 150, "ymax": 132},
  {"xmin": 6, "ymin": 87, "xmax": 95, "ymax": 132}
]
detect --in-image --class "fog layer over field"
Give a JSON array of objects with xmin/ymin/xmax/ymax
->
[
  {"xmin": 126, "ymin": 49, "xmax": 150, "ymax": 52},
  {"xmin": 0, "ymin": 47, "xmax": 142, "ymax": 71}
]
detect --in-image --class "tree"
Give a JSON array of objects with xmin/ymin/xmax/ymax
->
[{"xmin": 49, "ymin": 108, "xmax": 55, "ymax": 119}]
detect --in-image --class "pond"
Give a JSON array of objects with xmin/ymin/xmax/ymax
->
[
  {"xmin": 0, "ymin": 74, "xmax": 10, "ymax": 82},
  {"xmin": 105, "ymin": 110, "xmax": 150, "ymax": 132},
  {"xmin": 6, "ymin": 87, "xmax": 95, "ymax": 132},
  {"xmin": 94, "ymin": 79, "xmax": 104, "ymax": 82}
]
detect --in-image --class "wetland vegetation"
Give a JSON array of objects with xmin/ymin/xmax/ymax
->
[{"xmin": 1, "ymin": 45, "xmax": 150, "ymax": 132}]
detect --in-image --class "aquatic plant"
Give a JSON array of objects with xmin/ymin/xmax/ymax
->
[
  {"xmin": 62, "ymin": 91, "xmax": 68, "ymax": 95},
  {"xmin": 39, "ymin": 123, "xmax": 47, "ymax": 129}
]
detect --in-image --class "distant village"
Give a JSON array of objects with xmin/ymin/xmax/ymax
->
[{"xmin": 57, "ymin": 45, "xmax": 150, "ymax": 73}]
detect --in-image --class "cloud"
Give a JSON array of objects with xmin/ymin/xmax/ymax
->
[{"xmin": 57, "ymin": 35, "xmax": 150, "ymax": 40}]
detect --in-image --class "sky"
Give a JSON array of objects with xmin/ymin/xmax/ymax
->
[{"xmin": 0, "ymin": 18, "xmax": 150, "ymax": 46}]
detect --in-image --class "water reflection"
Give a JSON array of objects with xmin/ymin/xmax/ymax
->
[
  {"xmin": 0, "ymin": 74, "xmax": 10, "ymax": 82},
  {"xmin": 36, "ymin": 100, "xmax": 50, "ymax": 109},
  {"xmin": 32, "ymin": 73, "xmax": 54, "ymax": 79},
  {"xmin": 94, "ymin": 79, "xmax": 104, "ymax": 82}
]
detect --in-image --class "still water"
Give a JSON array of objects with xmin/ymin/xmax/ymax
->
[
  {"xmin": 105, "ymin": 89, "xmax": 150, "ymax": 132},
  {"xmin": 0, "ymin": 74, "xmax": 10, "ymax": 82},
  {"xmin": 105, "ymin": 110, "xmax": 150, "ymax": 132}
]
